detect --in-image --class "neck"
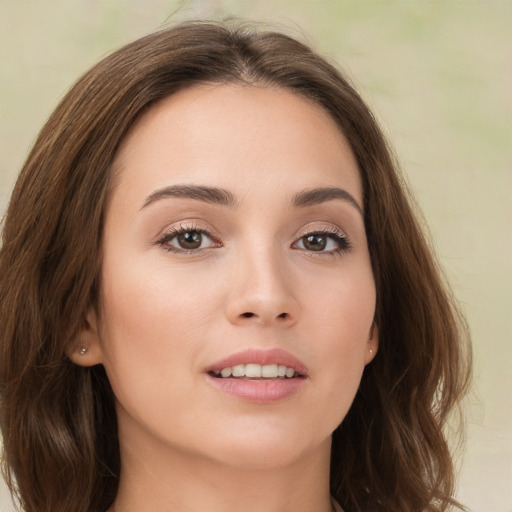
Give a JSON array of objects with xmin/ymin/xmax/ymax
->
[{"xmin": 110, "ymin": 429, "xmax": 334, "ymax": 512}]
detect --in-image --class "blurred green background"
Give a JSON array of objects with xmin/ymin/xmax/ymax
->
[{"xmin": 0, "ymin": 1, "xmax": 510, "ymax": 511}]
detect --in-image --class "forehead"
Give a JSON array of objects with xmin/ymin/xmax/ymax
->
[{"xmin": 111, "ymin": 83, "xmax": 362, "ymax": 208}]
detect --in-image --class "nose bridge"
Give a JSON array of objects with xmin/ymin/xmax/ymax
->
[{"xmin": 225, "ymin": 238, "xmax": 298, "ymax": 326}]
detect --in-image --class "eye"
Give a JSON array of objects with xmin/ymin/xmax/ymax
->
[
  {"xmin": 158, "ymin": 226, "xmax": 219, "ymax": 253},
  {"xmin": 293, "ymin": 229, "xmax": 351, "ymax": 254}
]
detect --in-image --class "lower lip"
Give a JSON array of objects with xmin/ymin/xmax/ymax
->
[{"xmin": 206, "ymin": 374, "xmax": 306, "ymax": 404}]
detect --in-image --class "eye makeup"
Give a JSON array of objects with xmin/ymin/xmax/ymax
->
[
  {"xmin": 156, "ymin": 221, "xmax": 222, "ymax": 254},
  {"xmin": 155, "ymin": 219, "xmax": 352, "ymax": 258},
  {"xmin": 292, "ymin": 225, "xmax": 352, "ymax": 256}
]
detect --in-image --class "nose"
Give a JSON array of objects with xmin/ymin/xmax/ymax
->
[{"xmin": 224, "ymin": 246, "xmax": 299, "ymax": 328}]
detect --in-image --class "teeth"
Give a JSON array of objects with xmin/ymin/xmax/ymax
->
[
  {"xmin": 261, "ymin": 364, "xmax": 278, "ymax": 378},
  {"xmin": 215, "ymin": 363, "xmax": 299, "ymax": 379},
  {"xmin": 245, "ymin": 364, "xmax": 262, "ymax": 378},
  {"xmin": 220, "ymin": 367, "xmax": 232, "ymax": 378},
  {"xmin": 232, "ymin": 364, "xmax": 245, "ymax": 377}
]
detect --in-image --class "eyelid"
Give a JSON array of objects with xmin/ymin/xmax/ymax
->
[
  {"xmin": 292, "ymin": 224, "xmax": 352, "ymax": 254},
  {"xmin": 154, "ymin": 220, "xmax": 351, "ymax": 255},
  {"xmin": 156, "ymin": 221, "xmax": 221, "ymax": 253},
  {"xmin": 299, "ymin": 224, "xmax": 348, "ymax": 238}
]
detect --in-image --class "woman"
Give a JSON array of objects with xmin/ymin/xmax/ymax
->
[{"xmin": 0, "ymin": 20, "xmax": 471, "ymax": 512}]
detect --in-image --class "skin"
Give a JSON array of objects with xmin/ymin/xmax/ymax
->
[{"xmin": 72, "ymin": 84, "xmax": 378, "ymax": 512}]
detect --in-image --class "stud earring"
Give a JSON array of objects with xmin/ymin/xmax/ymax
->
[
  {"xmin": 79, "ymin": 347, "xmax": 88, "ymax": 355},
  {"xmin": 369, "ymin": 349, "xmax": 373, "ymax": 356}
]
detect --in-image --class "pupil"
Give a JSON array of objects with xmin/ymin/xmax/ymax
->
[
  {"xmin": 178, "ymin": 231, "xmax": 202, "ymax": 249},
  {"xmin": 304, "ymin": 234, "xmax": 326, "ymax": 251}
]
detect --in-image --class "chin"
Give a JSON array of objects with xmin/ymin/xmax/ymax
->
[{"xmin": 199, "ymin": 427, "xmax": 332, "ymax": 470}]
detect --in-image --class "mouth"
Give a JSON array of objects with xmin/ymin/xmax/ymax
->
[
  {"xmin": 209, "ymin": 363, "xmax": 304, "ymax": 380},
  {"xmin": 205, "ymin": 349, "xmax": 308, "ymax": 403}
]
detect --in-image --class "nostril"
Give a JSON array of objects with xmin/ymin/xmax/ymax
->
[
  {"xmin": 242, "ymin": 312, "xmax": 255, "ymax": 318},
  {"xmin": 278, "ymin": 312, "xmax": 288, "ymax": 319}
]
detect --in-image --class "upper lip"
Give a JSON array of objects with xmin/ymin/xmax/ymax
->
[{"xmin": 205, "ymin": 348, "xmax": 309, "ymax": 376}]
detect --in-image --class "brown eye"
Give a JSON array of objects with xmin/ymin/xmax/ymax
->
[
  {"xmin": 160, "ymin": 228, "xmax": 218, "ymax": 252},
  {"xmin": 176, "ymin": 231, "xmax": 203, "ymax": 249},
  {"xmin": 293, "ymin": 229, "xmax": 351, "ymax": 254},
  {"xmin": 302, "ymin": 234, "xmax": 327, "ymax": 251}
]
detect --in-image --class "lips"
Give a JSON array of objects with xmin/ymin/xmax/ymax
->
[
  {"xmin": 205, "ymin": 348, "xmax": 308, "ymax": 404},
  {"xmin": 205, "ymin": 348, "xmax": 309, "ymax": 377}
]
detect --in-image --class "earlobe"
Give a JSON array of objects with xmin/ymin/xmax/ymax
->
[
  {"xmin": 364, "ymin": 323, "xmax": 379, "ymax": 365},
  {"xmin": 68, "ymin": 307, "xmax": 104, "ymax": 367}
]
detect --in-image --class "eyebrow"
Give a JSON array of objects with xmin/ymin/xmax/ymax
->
[
  {"xmin": 141, "ymin": 184, "xmax": 363, "ymax": 217},
  {"xmin": 292, "ymin": 187, "xmax": 363, "ymax": 216},
  {"xmin": 141, "ymin": 184, "xmax": 238, "ymax": 210}
]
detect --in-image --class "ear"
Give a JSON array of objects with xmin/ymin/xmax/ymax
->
[
  {"xmin": 68, "ymin": 307, "xmax": 104, "ymax": 367},
  {"xmin": 364, "ymin": 322, "xmax": 379, "ymax": 365}
]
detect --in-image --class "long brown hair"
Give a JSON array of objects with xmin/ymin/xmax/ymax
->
[{"xmin": 0, "ymin": 20, "xmax": 471, "ymax": 512}]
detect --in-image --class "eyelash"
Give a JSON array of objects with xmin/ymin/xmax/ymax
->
[
  {"xmin": 156, "ymin": 223, "xmax": 352, "ymax": 256},
  {"xmin": 157, "ymin": 222, "xmax": 220, "ymax": 254},
  {"xmin": 293, "ymin": 227, "xmax": 352, "ymax": 256}
]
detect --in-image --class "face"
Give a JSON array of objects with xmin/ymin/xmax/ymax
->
[{"xmin": 76, "ymin": 84, "xmax": 378, "ymax": 470}]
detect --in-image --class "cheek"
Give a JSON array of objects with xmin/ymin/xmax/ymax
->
[
  {"xmin": 96, "ymin": 259, "xmax": 215, "ymax": 408},
  {"xmin": 100, "ymin": 255, "xmax": 217, "ymax": 339},
  {"xmin": 305, "ymin": 263, "xmax": 375, "ymax": 351},
  {"xmin": 302, "ymin": 267, "xmax": 375, "ymax": 417}
]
